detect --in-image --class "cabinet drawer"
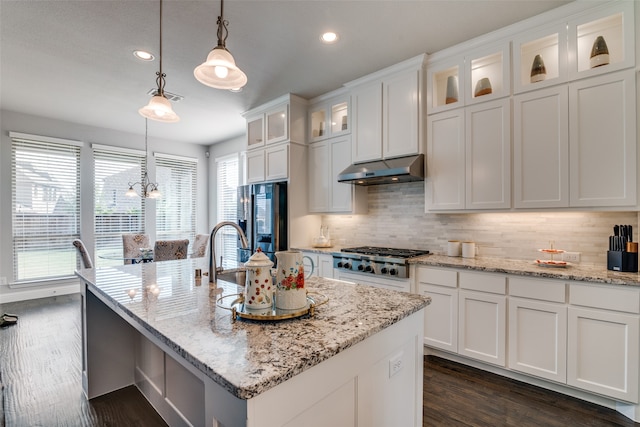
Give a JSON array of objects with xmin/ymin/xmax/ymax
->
[
  {"xmin": 459, "ymin": 271, "xmax": 506, "ymax": 295},
  {"xmin": 417, "ymin": 267, "xmax": 457, "ymax": 288},
  {"xmin": 509, "ymin": 276, "xmax": 566, "ymax": 303},
  {"xmin": 570, "ymin": 283, "xmax": 640, "ymax": 314}
]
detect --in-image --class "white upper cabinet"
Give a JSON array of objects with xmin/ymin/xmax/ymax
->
[
  {"xmin": 308, "ymin": 90, "xmax": 350, "ymax": 143},
  {"xmin": 513, "ymin": 86, "xmax": 569, "ymax": 209},
  {"xmin": 567, "ymin": 1, "xmax": 635, "ymax": 81},
  {"xmin": 465, "ymin": 42, "xmax": 510, "ymax": 105},
  {"xmin": 347, "ymin": 54, "xmax": 425, "ymax": 163},
  {"xmin": 569, "ymin": 70, "xmax": 636, "ymax": 207},
  {"xmin": 426, "ymin": 57, "xmax": 465, "ymax": 115}
]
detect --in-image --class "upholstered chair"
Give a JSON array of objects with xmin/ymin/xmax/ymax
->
[
  {"xmin": 153, "ymin": 239, "xmax": 190, "ymax": 262},
  {"xmin": 122, "ymin": 233, "xmax": 150, "ymax": 265},
  {"xmin": 72, "ymin": 239, "xmax": 93, "ymax": 269},
  {"xmin": 191, "ymin": 234, "xmax": 209, "ymax": 258}
]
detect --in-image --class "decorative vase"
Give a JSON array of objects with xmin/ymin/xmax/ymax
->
[
  {"xmin": 590, "ymin": 35, "xmax": 610, "ymax": 68},
  {"xmin": 474, "ymin": 77, "xmax": 492, "ymax": 97},
  {"xmin": 530, "ymin": 54, "xmax": 546, "ymax": 83},
  {"xmin": 274, "ymin": 251, "xmax": 314, "ymax": 310},
  {"xmin": 445, "ymin": 75, "xmax": 458, "ymax": 104}
]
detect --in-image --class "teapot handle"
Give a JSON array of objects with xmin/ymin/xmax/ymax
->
[{"xmin": 303, "ymin": 255, "xmax": 315, "ymax": 279}]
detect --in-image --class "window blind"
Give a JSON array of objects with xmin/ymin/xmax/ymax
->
[
  {"xmin": 155, "ymin": 154, "xmax": 197, "ymax": 249},
  {"xmin": 216, "ymin": 154, "xmax": 239, "ymax": 268},
  {"xmin": 11, "ymin": 135, "xmax": 81, "ymax": 282},
  {"xmin": 93, "ymin": 146, "xmax": 146, "ymax": 268}
]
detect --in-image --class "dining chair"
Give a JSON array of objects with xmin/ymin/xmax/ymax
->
[
  {"xmin": 191, "ymin": 234, "xmax": 209, "ymax": 258},
  {"xmin": 154, "ymin": 239, "xmax": 190, "ymax": 262},
  {"xmin": 72, "ymin": 239, "xmax": 94, "ymax": 269},
  {"xmin": 122, "ymin": 233, "xmax": 150, "ymax": 265}
]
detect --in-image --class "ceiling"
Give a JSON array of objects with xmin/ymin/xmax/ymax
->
[{"xmin": 1, "ymin": 0, "xmax": 572, "ymax": 146}]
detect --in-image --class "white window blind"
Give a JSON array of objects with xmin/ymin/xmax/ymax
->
[
  {"xmin": 11, "ymin": 135, "xmax": 81, "ymax": 282},
  {"xmin": 156, "ymin": 154, "xmax": 197, "ymax": 248},
  {"xmin": 94, "ymin": 146, "xmax": 146, "ymax": 268},
  {"xmin": 216, "ymin": 154, "xmax": 239, "ymax": 268}
]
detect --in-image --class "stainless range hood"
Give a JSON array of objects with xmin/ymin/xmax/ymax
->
[{"xmin": 337, "ymin": 154, "xmax": 424, "ymax": 186}]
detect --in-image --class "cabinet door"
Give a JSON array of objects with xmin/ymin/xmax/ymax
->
[
  {"xmin": 513, "ymin": 86, "xmax": 569, "ymax": 208},
  {"xmin": 247, "ymin": 115, "xmax": 265, "ymax": 148},
  {"xmin": 508, "ymin": 297, "xmax": 567, "ymax": 383},
  {"xmin": 458, "ymin": 289, "xmax": 506, "ymax": 366},
  {"xmin": 419, "ymin": 283, "xmax": 458, "ymax": 353},
  {"xmin": 265, "ymin": 144, "xmax": 288, "ymax": 181},
  {"xmin": 426, "ymin": 110, "xmax": 465, "ymax": 211},
  {"xmin": 569, "ymin": 70, "xmax": 636, "ymax": 207},
  {"xmin": 317, "ymin": 254, "xmax": 334, "ymax": 279},
  {"xmin": 266, "ymin": 104, "xmax": 288, "ymax": 145},
  {"xmin": 330, "ymin": 137, "xmax": 354, "ymax": 212},
  {"xmin": 465, "ymin": 99, "xmax": 511, "ymax": 210},
  {"xmin": 246, "ymin": 150, "xmax": 265, "ymax": 184},
  {"xmin": 308, "ymin": 142, "xmax": 330, "ymax": 212},
  {"xmin": 567, "ymin": 306, "xmax": 639, "ymax": 403},
  {"xmin": 352, "ymin": 82, "xmax": 382, "ymax": 163},
  {"xmin": 383, "ymin": 68, "xmax": 420, "ymax": 158}
]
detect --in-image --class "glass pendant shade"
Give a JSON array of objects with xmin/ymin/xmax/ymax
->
[
  {"xmin": 139, "ymin": 94, "xmax": 180, "ymax": 123},
  {"xmin": 194, "ymin": 46, "xmax": 247, "ymax": 90},
  {"xmin": 126, "ymin": 186, "xmax": 138, "ymax": 197}
]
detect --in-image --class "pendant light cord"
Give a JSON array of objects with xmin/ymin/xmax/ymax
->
[
  {"xmin": 155, "ymin": 0, "xmax": 166, "ymax": 96},
  {"xmin": 217, "ymin": 0, "xmax": 229, "ymax": 47}
]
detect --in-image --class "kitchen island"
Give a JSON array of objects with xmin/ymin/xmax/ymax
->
[{"xmin": 75, "ymin": 258, "xmax": 429, "ymax": 427}]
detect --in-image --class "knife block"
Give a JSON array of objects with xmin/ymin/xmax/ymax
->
[{"xmin": 607, "ymin": 251, "xmax": 638, "ymax": 272}]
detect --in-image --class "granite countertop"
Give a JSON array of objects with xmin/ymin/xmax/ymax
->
[
  {"xmin": 409, "ymin": 254, "xmax": 640, "ymax": 287},
  {"xmin": 76, "ymin": 258, "xmax": 430, "ymax": 400}
]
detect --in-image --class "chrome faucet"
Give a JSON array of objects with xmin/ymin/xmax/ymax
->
[{"xmin": 209, "ymin": 221, "xmax": 249, "ymax": 283}]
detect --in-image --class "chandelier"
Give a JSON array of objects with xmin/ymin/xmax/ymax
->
[
  {"xmin": 193, "ymin": 0, "xmax": 247, "ymax": 90},
  {"xmin": 139, "ymin": 0, "xmax": 180, "ymax": 122},
  {"xmin": 126, "ymin": 119, "xmax": 161, "ymax": 199}
]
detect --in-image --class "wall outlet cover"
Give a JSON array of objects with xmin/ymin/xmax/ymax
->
[{"xmin": 563, "ymin": 252, "xmax": 581, "ymax": 263}]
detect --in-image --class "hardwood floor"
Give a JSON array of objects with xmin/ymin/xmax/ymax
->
[{"xmin": 1, "ymin": 294, "xmax": 638, "ymax": 426}]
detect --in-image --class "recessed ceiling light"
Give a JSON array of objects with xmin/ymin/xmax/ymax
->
[
  {"xmin": 320, "ymin": 32, "xmax": 339, "ymax": 44},
  {"xmin": 133, "ymin": 50, "xmax": 155, "ymax": 61}
]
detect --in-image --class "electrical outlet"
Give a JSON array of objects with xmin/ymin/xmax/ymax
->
[
  {"xmin": 563, "ymin": 252, "xmax": 581, "ymax": 263},
  {"xmin": 389, "ymin": 352, "xmax": 403, "ymax": 378},
  {"xmin": 0, "ymin": 277, "xmax": 6, "ymax": 286}
]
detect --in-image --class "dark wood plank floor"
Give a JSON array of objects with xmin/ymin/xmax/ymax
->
[{"xmin": 1, "ymin": 294, "xmax": 639, "ymax": 426}]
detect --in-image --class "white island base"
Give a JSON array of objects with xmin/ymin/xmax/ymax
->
[{"xmin": 83, "ymin": 287, "xmax": 425, "ymax": 427}]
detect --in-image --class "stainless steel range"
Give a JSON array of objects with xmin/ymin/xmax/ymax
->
[{"xmin": 333, "ymin": 246, "xmax": 430, "ymax": 280}]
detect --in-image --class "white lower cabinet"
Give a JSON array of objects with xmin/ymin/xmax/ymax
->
[
  {"xmin": 301, "ymin": 251, "xmax": 334, "ymax": 279},
  {"xmin": 416, "ymin": 267, "xmax": 458, "ymax": 353},
  {"xmin": 567, "ymin": 282, "xmax": 640, "ymax": 403},
  {"xmin": 458, "ymin": 289, "xmax": 506, "ymax": 366}
]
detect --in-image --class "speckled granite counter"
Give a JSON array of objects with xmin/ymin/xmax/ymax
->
[
  {"xmin": 409, "ymin": 254, "xmax": 640, "ymax": 287},
  {"xmin": 76, "ymin": 258, "xmax": 429, "ymax": 400}
]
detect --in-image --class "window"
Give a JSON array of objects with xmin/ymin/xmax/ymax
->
[
  {"xmin": 216, "ymin": 154, "xmax": 239, "ymax": 268},
  {"xmin": 11, "ymin": 133, "xmax": 81, "ymax": 282},
  {"xmin": 155, "ymin": 154, "xmax": 197, "ymax": 249},
  {"xmin": 93, "ymin": 145, "xmax": 146, "ymax": 268}
]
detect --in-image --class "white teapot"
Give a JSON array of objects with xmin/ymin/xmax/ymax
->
[
  {"xmin": 243, "ymin": 249, "xmax": 274, "ymax": 310},
  {"xmin": 274, "ymin": 251, "xmax": 314, "ymax": 310}
]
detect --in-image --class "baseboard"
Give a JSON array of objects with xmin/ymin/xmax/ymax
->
[{"xmin": 0, "ymin": 282, "xmax": 80, "ymax": 303}]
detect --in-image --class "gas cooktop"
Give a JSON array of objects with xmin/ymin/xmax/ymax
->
[{"xmin": 341, "ymin": 246, "xmax": 430, "ymax": 259}]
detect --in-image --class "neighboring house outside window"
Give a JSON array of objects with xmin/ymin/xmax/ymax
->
[
  {"xmin": 155, "ymin": 154, "xmax": 197, "ymax": 251},
  {"xmin": 10, "ymin": 132, "xmax": 81, "ymax": 282},
  {"xmin": 216, "ymin": 154, "xmax": 239, "ymax": 269}
]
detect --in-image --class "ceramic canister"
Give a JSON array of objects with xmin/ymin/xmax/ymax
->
[
  {"xmin": 275, "ymin": 251, "xmax": 314, "ymax": 310},
  {"xmin": 244, "ymin": 249, "xmax": 274, "ymax": 310}
]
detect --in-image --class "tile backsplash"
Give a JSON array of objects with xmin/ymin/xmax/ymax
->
[{"xmin": 320, "ymin": 182, "xmax": 639, "ymax": 266}]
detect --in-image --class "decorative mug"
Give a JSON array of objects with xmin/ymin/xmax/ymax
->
[
  {"xmin": 274, "ymin": 251, "xmax": 314, "ymax": 310},
  {"xmin": 244, "ymin": 249, "xmax": 274, "ymax": 310}
]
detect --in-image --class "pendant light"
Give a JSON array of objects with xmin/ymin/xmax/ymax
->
[
  {"xmin": 139, "ymin": 0, "xmax": 180, "ymax": 123},
  {"xmin": 194, "ymin": 0, "xmax": 248, "ymax": 90},
  {"xmin": 126, "ymin": 118, "xmax": 162, "ymax": 199}
]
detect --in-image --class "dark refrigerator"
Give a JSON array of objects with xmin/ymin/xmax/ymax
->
[{"xmin": 237, "ymin": 181, "xmax": 288, "ymax": 263}]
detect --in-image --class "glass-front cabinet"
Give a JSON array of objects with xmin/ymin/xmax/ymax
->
[
  {"xmin": 426, "ymin": 57, "xmax": 464, "ymax": 115},
  {"xmin": 465, "ymin": 43, "xmax": 510, "ymax": 105},
  {"xmin": 266, "ymin": 104, "xmax": 288, "ymax": 145},
  {"xmin": 246, "ymin": 114, "xmax": 264, "ymax": 148},
  {"xmin": 308, "ymin": 90, "xmax": 350, "ymax": 143}
]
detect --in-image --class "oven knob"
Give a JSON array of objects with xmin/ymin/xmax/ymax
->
[
  {"xmin": 337, "ymin": 261, "xmax": 344, "ymax": 268},
  {"xmin": 364, "ymin": 265, "xmax": 373, "ymax": 273},
  {"xmin": 389, "ymin": 268, "xmax": 398, "ymax": 276},
  {"xmin": 343, "ymin": 262, "xmax": 352, "ymax": 270},
  {"xmin": 358, "ymin": 264, "xmax": 364, "ymax": 271},
  {"xmin": 381, "ymin": 267, "xmax": 388, "ymax": 274}
]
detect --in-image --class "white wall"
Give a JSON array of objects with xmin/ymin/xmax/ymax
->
[{"xmin": 0, "ymin": 110, "xmax": 210, "ymax": 302}]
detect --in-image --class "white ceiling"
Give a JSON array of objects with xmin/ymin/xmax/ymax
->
[{"xmin": 1, "ymin": 0, "xmax": 572, "ymax": 146}]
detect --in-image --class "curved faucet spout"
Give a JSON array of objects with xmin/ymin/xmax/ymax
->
[{"xmin": 209, "ymin": 221, "xmax": 249, "ymax": 284}]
